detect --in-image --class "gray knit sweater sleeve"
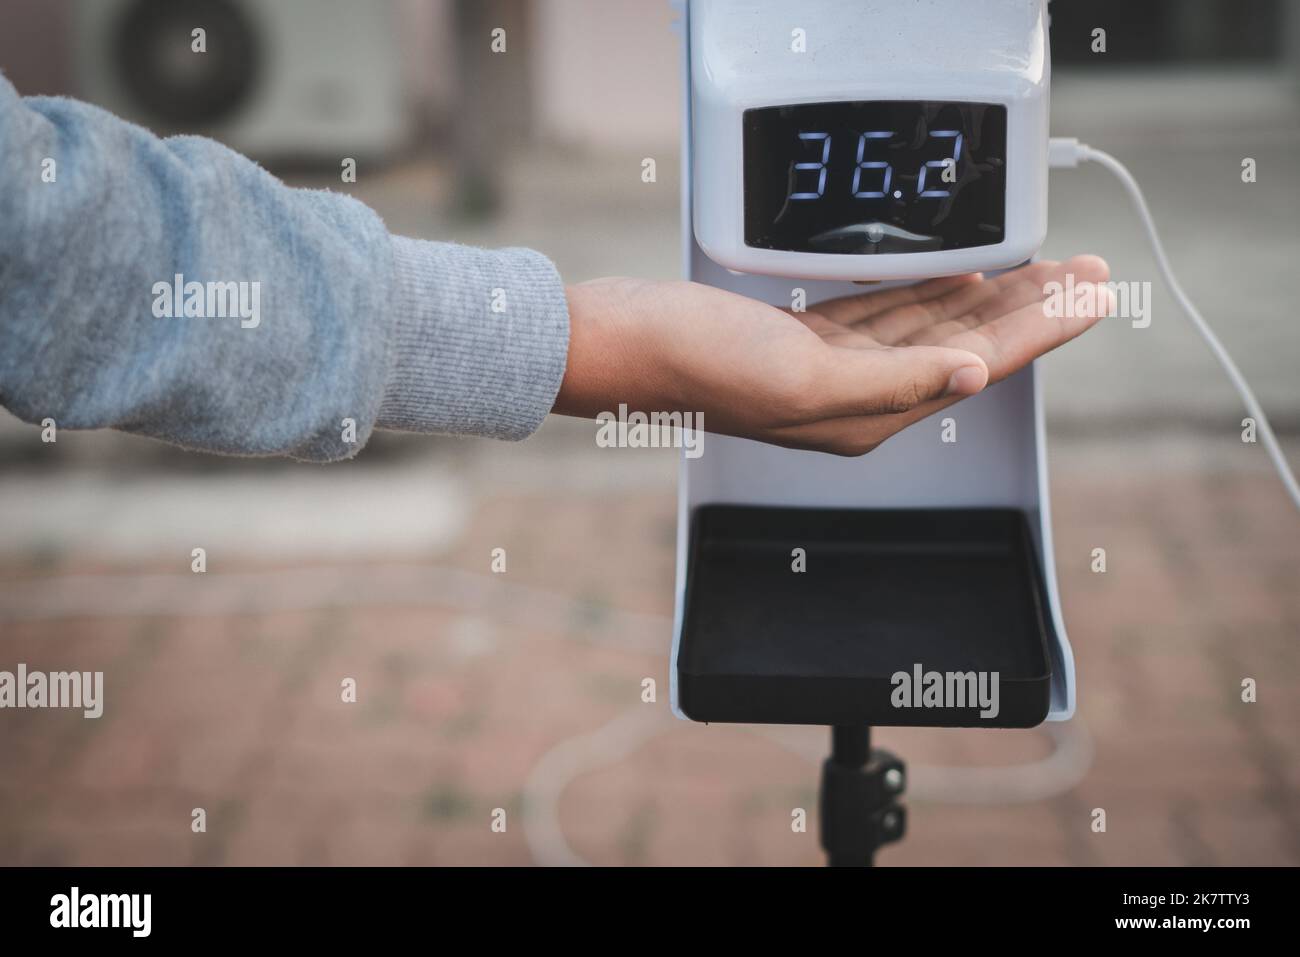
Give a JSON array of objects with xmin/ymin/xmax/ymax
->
[{"xmin": 0, "ymin": 72, "xmax": 570, "ymax": 462}]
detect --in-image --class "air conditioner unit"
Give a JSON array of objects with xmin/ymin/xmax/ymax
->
[{"xmin": 73, "ymin": 0, "xmax": 408, "ymax": 162}]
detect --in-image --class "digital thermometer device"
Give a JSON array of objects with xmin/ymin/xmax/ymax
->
[
  {"xmin": 670, "ymin": 0, "xmax": 1073, "ymax": 728},
  {"xmin": 690, "ymin": 0, "xmax": 1048, "ymax": 281},
  {"xmin": 670, "ymin": 0, "xmax": 1300, "ymax": 736}
]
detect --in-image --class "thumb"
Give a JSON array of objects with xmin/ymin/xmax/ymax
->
[{"xmin": 820, "ymin": 346, "xmax": 989, "ymax": 418}]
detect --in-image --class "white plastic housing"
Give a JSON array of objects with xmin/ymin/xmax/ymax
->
[
  {"xmin": 690, "ymin": 0, "xmax": 1050, "ymax": 281},
  {"xmin": 670, "ymin": 0, "xmax": 1074, "ymax": 721}
]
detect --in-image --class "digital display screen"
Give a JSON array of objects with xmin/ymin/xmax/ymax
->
[{"xmin": 743, "ymin": 101, "xmax": 1006, "ymax": 255}]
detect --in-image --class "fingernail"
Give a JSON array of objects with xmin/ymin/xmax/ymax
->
[{"xmin": 944, "ymin": 366, "xmax": 986, "ymax": 397}]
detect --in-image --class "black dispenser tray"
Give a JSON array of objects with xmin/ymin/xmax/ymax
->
[{"xmin": 677, "ymin": 506, "xmax": 1054, "ymax": 727}]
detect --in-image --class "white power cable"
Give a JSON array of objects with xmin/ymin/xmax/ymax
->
[{"xmin": 1049, "ymin": 137, "xmax": 1300, "ymax": 513}]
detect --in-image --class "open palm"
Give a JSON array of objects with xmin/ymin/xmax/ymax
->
[{"xmin": 558, "ymin": 255, "xmax": 1112, "ymax": 455}]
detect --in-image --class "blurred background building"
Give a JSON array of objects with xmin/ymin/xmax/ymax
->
[{"xmin": 1, "ymin": 0, "xmax": 1298, "ymax": 865}]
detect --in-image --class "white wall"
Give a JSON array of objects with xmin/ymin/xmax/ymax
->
[{"xmin": 533, "ymin": 0, "xmax": 681, "ymax": 151}]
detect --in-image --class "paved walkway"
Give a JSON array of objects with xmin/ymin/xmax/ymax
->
[{"xmin": 1, "ymin": 428, "xmax": 1296, "ymax": 866}]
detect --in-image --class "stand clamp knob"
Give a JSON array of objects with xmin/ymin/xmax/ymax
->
[{"xmin": 819, "ymin": 747, "xmax": 907, "ymax": 866}]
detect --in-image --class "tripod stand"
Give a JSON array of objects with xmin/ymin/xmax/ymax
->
[{"xmin": 818, "ymin": 726, "xmax": 906, "ymax": 866}]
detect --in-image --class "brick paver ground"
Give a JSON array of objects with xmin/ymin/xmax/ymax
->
[{"xmin": 1, "ymin": 441, "xmax": 1297, "ymax": 866}]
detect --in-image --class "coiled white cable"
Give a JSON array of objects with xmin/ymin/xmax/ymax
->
[{"xmin": 1049, "ymin": 137, "xmax": 1300, "ymax": 513}]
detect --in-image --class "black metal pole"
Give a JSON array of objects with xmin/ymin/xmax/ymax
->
[
  {"xmin": 832, "ymin": 725, "xmax": 871, "ymax": 768},
  {"xmin": 819, "ymin": 725, "xmax": 906, "ymax": 866},
  {"xmin": 822, "ymin": 726, "xmax": 873, "ymax": 866}
]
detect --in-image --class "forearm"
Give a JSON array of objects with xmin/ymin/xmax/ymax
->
[
  {"xmin": 554, "ymin": 278, "xmax": 689, "ymax": 421},
  {"xmin": 555, "ymin": 280, "xmax": 641, "ymax": 419},
  {"xmin": 0, "ymin": 74, "xmax": 569, "ymax": 460}
]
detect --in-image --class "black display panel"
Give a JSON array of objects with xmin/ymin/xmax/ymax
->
[{"xmin": 743, "ymin": 101, "xmax": 1006, "ymax": 255}]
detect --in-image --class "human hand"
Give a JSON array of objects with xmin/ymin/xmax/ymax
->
[{"xmin": 556, "ymin": 255, "xmax": 1111, "ymax": 455}]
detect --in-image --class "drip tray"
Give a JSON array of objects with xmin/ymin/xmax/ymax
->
[{"xmin": 677, "ymin": 506, "xmax": 1054, "ymax": 727}]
